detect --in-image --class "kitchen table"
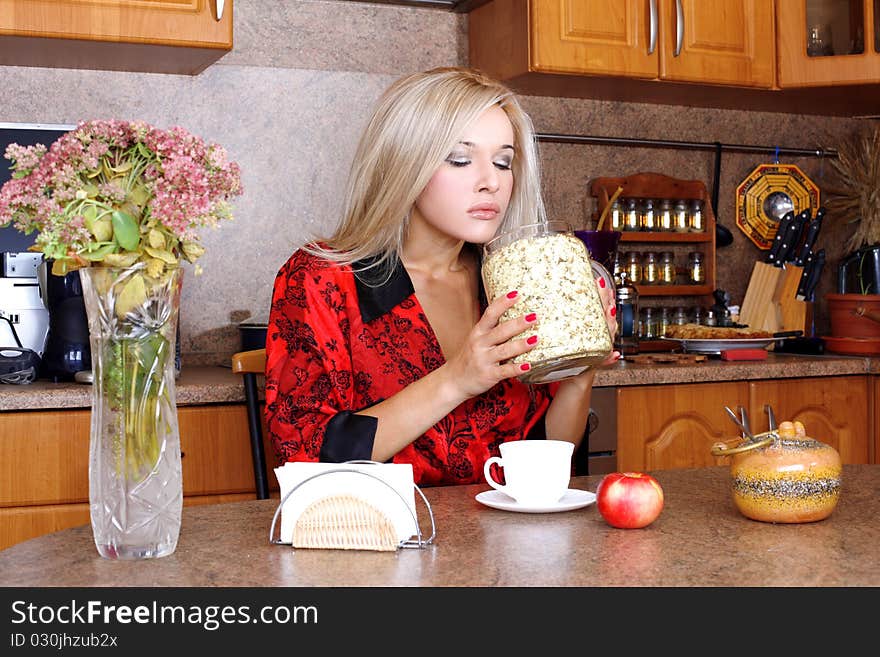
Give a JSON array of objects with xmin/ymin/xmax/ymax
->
[{"xmin": 1, "ymin": 465, "xmax": 878, "ymax": 587}]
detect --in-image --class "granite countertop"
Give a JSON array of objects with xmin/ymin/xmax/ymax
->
[
  {"xmin": 2, "ymin": 465, "xmax": 878, "ymax": 587},
  {"xmin": 0, "ymin": 353, "xmax": 875, "ymax": 411}
]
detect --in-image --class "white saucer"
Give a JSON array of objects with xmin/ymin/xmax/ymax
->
[{"xmin": 475, "ymin": 488, "xmax": 596, "ymax": 514}]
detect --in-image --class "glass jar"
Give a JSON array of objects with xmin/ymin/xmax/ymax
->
[
  {"xmin": 623, "ymin": 198, "xmax": 640, "ymax": 231},
  {"xmin": 711, "ymin": 423, "xmax": 841, "ymax": 523},
  {"xmin": 689, "ymin": 199, "xmax": 705, "ymax": 232},
  {"xmin": 657, "ymin": 306, "xmax": 670, "ymax": 338},
  {"xmin": 673, "ymin": 199, "xmax": 689, "ymax": 233},
  {"xmin": 639, "ymin": 307, "xmax": 657, "ymax": 339},
  {"xmin": 691, "ymin": 305, "xmax": 706, "ymax": 325},
  {"xmin": 608, "ymin": 199, "xmax": 625, "ymax": 231},
  {"xmin": 639, "ymin": 199, "xmax": 658, "ymax": 232},
  {"xmin": 642, "ymin": 251, "xmax": 659, "ymax": 284},
  {"xmin": 671, "ymin": 306, "xmax": 689, "ymax": 326},
  {"xmin": 659, "ymin": 251, "xmax": 676, "ymax": 285},
  {"xmin": 612, "ymin": 250, "xmax": 625, "ymax": 281},
  {"xmin": 482, "ymin": 221, "xmax": 613, "ymax": 384},
  {"xmin": 658, "ymin": 199, "xmax": 674, "ymax": 232},
  {"xmin": 688, "ymin": 251, "xmax": 705, "ymax": 284},
  {"xmin": 624, "ymin": 251, "xmax": 642, "ymax": 284}
]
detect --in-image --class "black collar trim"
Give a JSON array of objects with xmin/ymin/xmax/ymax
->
[{"xmin": 353, "ymin": 244, "xmax": 486, "ymax": 325}]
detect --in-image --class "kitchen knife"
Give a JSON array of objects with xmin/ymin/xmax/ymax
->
[
  {"xmin": 793, "ymin": 207, "xmax": 824, "ymax": 267},
  {"xmin": 783, "ymin": 210, "xmax": 807, "ymax": 264},
  {"xmin": 766, "ymin": 211, "xmax": 795, "ymax": 265},
  {"xmin": 802, "ymin": 249, "xmax": 826, "ymax": 301},
  {"xmin": 779, "ymin": 209, "xmax": 810, "ymax": 265}
]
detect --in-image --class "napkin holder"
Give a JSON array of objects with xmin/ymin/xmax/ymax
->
[{"xmin": 269, "ymin": 460, "xmax": 435, "ymax": 551}]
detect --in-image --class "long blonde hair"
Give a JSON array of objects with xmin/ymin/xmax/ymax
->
[{"xmin": 305, "ymin": 67, "xmax": 546, "ymax": 276}]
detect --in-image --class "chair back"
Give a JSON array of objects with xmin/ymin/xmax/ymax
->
[{"xmin": 231, "ymin": 348, "xmax": 269, "ymax": 499}]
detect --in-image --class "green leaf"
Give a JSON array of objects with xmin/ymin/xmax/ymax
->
[
  {"xmin": 115, "ymin": 273, "xmax": 147, "ymax": 319},
  {"xmin": 79, "ymin": 243, "xmax": 116, "ymax": 261},
  {"xmin": 129, "ymin": 183, "xmax": 150, "ymax": 206},
  {"xmin": 147, "ymin": 229, "xmax": 166, "ymax": 249},
  {"xmin": 111, "ymin": 210, "xmax": 140, "ymax": 250}
]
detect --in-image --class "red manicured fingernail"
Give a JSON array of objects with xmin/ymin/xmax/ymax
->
[
  {"xmin": 520, "ymin": 363, "xmax": 531, "ymax": 371},
  {"xmin": 525, "ymin": 312, "xmax": 537, "ymax": 322},
  {"xmin": 610, "ymin": 307, "xmax": 616, "ymax": 317},
  {"xmin": 506, "ymin": 290, "xmax": 518, "ymax": 299},
  {"xmin": 526, "ymin": 335, "xmax": 538, "ymax": 345},
  {"xmin": 598, "ymin": 278, "xmax": 606, "ymax": 288}
]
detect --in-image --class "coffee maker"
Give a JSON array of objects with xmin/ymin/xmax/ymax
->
[
  {"xmin": 0, "ymin": 253, "xmax": 49, "ymax": 383},
  {"xmin": 39, "ymin": 261, "xmax": 91, "ymax": 381}
]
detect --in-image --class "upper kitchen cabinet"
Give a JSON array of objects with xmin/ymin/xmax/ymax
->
[
  {"xmin": 0, "ymin": 0, "xmax": 232, "ymax": 75},
  {"xmin": 469, "ymin": 0, "xmax": 775, "ymax": 92},
  {"xmin": 777, "ymin": 0, "xmax": 880, "ymax": 87}
]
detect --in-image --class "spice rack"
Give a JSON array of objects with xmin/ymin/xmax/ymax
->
[
  {"xmin": 591, "ymin": 172, "xmax": 716, "ymax": 295},
  {"xmin": 590, "ymin": 172, "xmax": 717, "ymax": 351}
]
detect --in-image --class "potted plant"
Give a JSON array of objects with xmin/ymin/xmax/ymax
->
[{"xmin": 823, "ymin": 123, "xmax": 880, "ymax": 348}]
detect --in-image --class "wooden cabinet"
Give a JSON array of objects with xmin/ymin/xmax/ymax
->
[
  {"xmin": 616, "ymin": 375, "xmax": 871, "ymax": 471},
  {"xmin": 777, "ymin": 0, "xmax": 880, "ymax": 87},
  {"xmin": 0, "ymin": 402, "xmax": 276, "ymax": 550},
  {"xmin": 470, "ymin": 0, "xmax": 775, "ymax": 89},
  {"xmin": 0, "ymin": 0, "xmax": 233, "ymax": 74}
]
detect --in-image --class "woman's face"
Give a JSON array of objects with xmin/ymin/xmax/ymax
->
[{"xmin": 411, "ymin": 104, "xmax": 515, "ymax": 246}]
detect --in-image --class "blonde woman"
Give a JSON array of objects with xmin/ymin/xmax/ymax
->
[{"xmin": 265, "ymin": 67, "xmax": 618, "ymax": 486}]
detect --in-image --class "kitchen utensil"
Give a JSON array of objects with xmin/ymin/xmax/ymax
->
[
  {"xmin": 739, "ymin": 406, "xmax": 752, "ymax": 438},
  {"xmin": 724, "ymin": 405, "xmax": 756, "ymax": 441},
  {"xmin": 793, "ymin": 207, "xmax": 824, "ymax": 267},
  {"xmin": 766, "ymin": 404, "xmax": 777, "ymax": 431}
]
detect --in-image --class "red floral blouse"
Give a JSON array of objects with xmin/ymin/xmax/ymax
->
[{"xmin": 264, "ymin": 246, "xmax": 557, "ymax": 486}]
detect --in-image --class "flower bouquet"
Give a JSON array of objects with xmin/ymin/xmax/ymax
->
[{"xmin": 0, "ymin": 120, "xmax": 242, "ymax": 558}]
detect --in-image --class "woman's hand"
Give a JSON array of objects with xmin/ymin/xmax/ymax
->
[{"xmin": 442, "ymin": 290, "xmax": 538, "ymax": 399}]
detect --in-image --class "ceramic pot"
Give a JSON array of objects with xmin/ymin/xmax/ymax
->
[
  {"xmin": 712, "ymin": 430, "xmax": 841, "ymax": 523},
  {"xmin": 826, "ymin": 293, "xmax": 880, "ymax": 339}
]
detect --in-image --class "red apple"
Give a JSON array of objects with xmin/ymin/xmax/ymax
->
[{"xmin": 596, "ymin": 472, "xmax": 664, "ymax": 529}]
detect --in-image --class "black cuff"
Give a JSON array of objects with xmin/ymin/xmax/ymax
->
[{"xmin": 319, "ymin": 411, "xmax": 378, "ymax": 462}]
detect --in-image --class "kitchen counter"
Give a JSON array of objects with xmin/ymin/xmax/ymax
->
[
  {"xmin": 0, "ymin": 353, "xmax": 874, "ymax": 411},
  {"xmin": 1, "ymin": 465, "xmax": 878, "ymax": 586}
]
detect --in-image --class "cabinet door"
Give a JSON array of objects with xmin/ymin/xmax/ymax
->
[
  {"xmin": 749, "ymin": 376, "xmax": 870, "ymax": 463},
  {"xmin": 531, "ymin": 0, "xmax": 657, "ymax": 78},
  {"xmin": 616, "ymin": 381, "xmax": 748, "ymax": 471},
  {"xmin": 659, "ymin": 0, "xmax": 775, "ymax": 87},
  {"xmin": 0, "ymin": 0, "xmax": 232, "ymax": 74},
  {"xmin": 777, "ymin": 0, "xmax": 879, "ymax": 87}
]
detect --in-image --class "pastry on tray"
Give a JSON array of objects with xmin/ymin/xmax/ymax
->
[{"xmin": 664, "ymin": 323, "xmax": 774, "ymax": 340}]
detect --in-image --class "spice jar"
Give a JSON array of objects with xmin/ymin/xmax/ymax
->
[
  {"xmin": 673, "ymin": 199, "xmax": 689, "ymax": 232},
  {"xmin": 624, "ymin": 251, "xmax": 642, "ymax": 284},
  {"xmin": 671, "ymin": 306, "xmax": 689, "ymax": 325},
  {"xmin": 639, "ymin": 307, "xmax": 657, "ymax": 339},
  {"xmin": 642, "ymin": 251, "xmax": 659, "ymax": 284},
  {"xmin": 639, "ymin": 199, "xmax": 658, "ymax": 232},
  {"xmin": 711, "ymin": 421, "xmax": 841, "ymax": 523},
  {"xmin": 608, "ymin": 198, "xmax": 625, "ymax": 231},
  {"xmin": 659, "ymin": 251, "xmax": 676, "ymax": 285},
  {"xmin": 482, "ymin": 221, "xmax": 613, "ymax": 384},
  {"xmin": 687, "ymin": 251, "xmax": 705, "ymax": 284},
  {"xmin": 658, "ymin": 199, "xmax": 674, "ymax": 232},
  {"xmin": 689, "ymin": 199, "xmax": 705, "ymax": 232},
  {"xmin": 623, "ymin": 198, "xmax": 640, "ymax": 231}
]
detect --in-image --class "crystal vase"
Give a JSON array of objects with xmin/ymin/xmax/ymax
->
[{"xmin": 79, "ymin": 264, "xmax": 183, "ymax": 559}]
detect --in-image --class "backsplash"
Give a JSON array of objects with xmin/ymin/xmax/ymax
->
[{"xmin": 0, "ymin": 0, "xmax": 862, "ymax": 365}]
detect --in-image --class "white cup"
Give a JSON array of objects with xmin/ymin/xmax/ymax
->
[{"xmin": 483, "ymin": 440, "xmax": 574, "ymax": 506}]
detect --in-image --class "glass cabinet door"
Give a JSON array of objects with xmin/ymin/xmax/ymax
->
[
  {"xmin": 777, "ymin": 0, "xmax": 879, "ymax": 87},
  {"xmin": 804, "ymin": 0, "xmax": 864, "ymax": 57}
]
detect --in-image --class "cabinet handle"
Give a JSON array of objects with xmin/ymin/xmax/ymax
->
[
  {"xmin": 648, "ymin": 0, "xmax": 657, "ymax": 54},
  {"xmin": 674, "ymin": 0, "xmax": 684, "ymax": 56},
  {"xmin": 215, "ymin": 0, "xmax": 225, "ymax": 21}
]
